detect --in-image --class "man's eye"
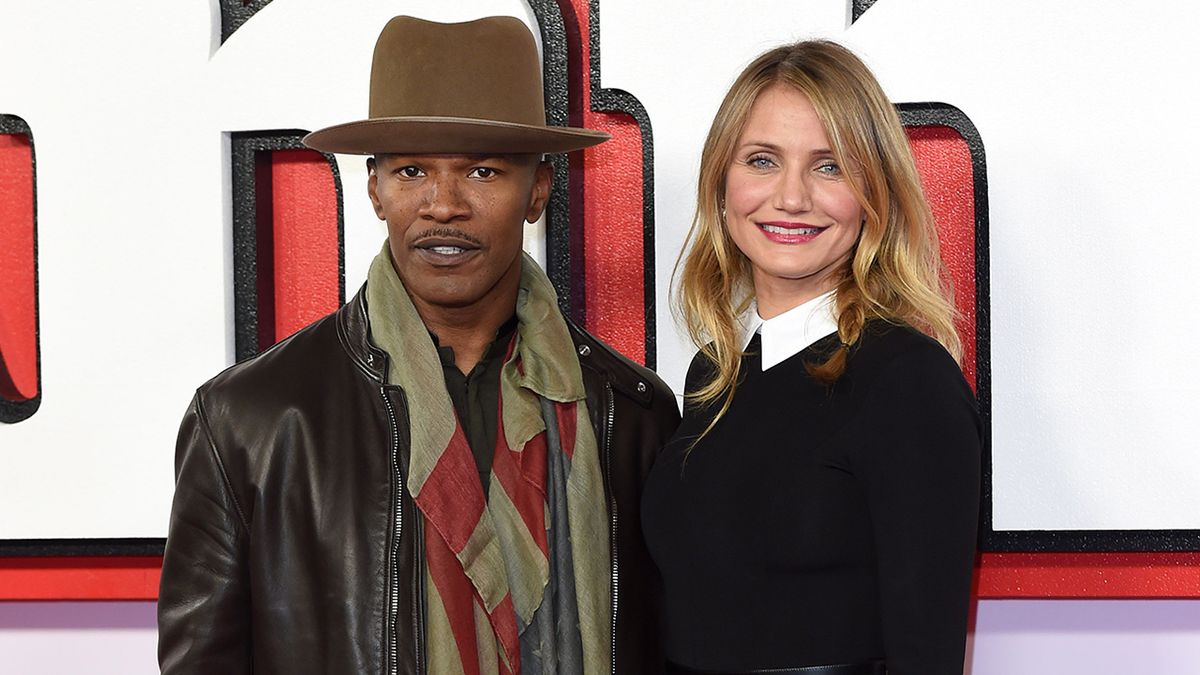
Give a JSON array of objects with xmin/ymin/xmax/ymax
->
[
  {"xmin": 469, "ymin": 167, "xmax": 497, "ymax": 179},
  {"xmin": 398, "ymin": 166, "xmax": 423, "ymax": 178}
]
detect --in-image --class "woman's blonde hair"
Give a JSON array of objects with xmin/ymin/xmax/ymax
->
[{"xmin": 675, "ymin": 39, "xmax": 961, "ymax": 423}]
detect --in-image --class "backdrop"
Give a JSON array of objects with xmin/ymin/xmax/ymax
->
[{"xmin": 1, "ymin": 0, "xmax": 1197, "ymax": 569}]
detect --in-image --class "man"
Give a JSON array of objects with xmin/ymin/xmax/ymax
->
[{"xmin": 157, "ymin": 16, "xmax": 678, "ymax": 675}]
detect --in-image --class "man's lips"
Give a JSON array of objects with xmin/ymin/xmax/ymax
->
[
  {"xmin": 413, "ymin": 236, "xmax": 481, "ymax": 263},
  {"xmin": 756, "ymin": 221, "xmax": 827, "ymax": 243}
]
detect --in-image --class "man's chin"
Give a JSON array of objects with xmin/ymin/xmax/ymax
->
[{"xmin": 403, "ymin": 281, "xmax": 499, "ymax": 312}]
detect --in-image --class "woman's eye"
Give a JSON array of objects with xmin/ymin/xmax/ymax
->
[
  {"xmin": 747, "ymin": 155, "xmax": 775, "ymax": 169},
  {"xmin": 398, "ymin": 166, "xmax": 423, "ymax": 178},
  {"xmin": 816, "ymin": 162, "xmax": 842, "ymax": 176},
  {"xmin": 469, "ymin": 167, "xmax": 497, "ymax": 179}
]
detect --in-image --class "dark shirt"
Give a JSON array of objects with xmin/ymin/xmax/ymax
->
[
  {"xmin": 432, "ymin": 315, "xmax": 518, "ymax": 493},
  {"xmin": 641, "ymin": 323, "xmax": 981, "ymax": 675}
]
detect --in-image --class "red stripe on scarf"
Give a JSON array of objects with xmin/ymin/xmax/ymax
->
[
  {"xmin": 491, "ymin": 426, "xmax": 550, "ymax": 557},
  {"xmin": 418, "ymin": 420, "xmax": 486, "ymax": 552},
  {"xmin": 557, "ymin": 400, "xmax": 577, "ymax": 460},
  {"xmin": 426, "ymin": 533, "xmax": 483, "ymax": 675},
  {"xmin": 504, "ymin": 333, "xmax": 518, "ymax": 363}
]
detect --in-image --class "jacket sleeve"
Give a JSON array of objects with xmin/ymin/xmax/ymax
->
[
  {"xmin": 852, "ymin": 346, "xmax": 981, "ymax": 675},
  {"xmin": 157, "ymin": 392, "xmax": 253, "ymax": 674}
]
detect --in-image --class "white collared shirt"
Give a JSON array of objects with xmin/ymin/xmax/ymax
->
[{"xmin": 740, "ymin": 291, "xmax": 839, "ymax": 371}]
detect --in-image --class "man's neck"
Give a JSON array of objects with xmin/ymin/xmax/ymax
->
[{"xmin": 413, "ymin": 290, "xmax": 519, "ymax": 374}]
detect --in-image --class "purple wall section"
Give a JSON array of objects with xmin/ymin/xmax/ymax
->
[
  {"xmin": 970, "ymin": 600, "xmax": 1200, "ymax": 673},
  {"xmin": 0, "ymin": 602, "xmax": 157, "ymax": 674},
  {"xmin": 0, "ymin": 600, "xmax": 1197, "ymax": 673}
]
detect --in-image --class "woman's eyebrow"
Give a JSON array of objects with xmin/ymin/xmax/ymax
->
[
  {"xmin": 736, "ymin": 142, "xmax": 835, "ymax": 156},
  {"xmin": 737, "ymin": 141, "xmax": 781, "ymax": 152}
]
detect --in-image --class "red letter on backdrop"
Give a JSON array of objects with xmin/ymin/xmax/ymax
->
[
  {"xmin": 230, "ymin": 131, "xmax": 344, "ymax": 360},
  {"xmin": 0, "ymin": 114, "xmax": 40, "ymax": 424}
]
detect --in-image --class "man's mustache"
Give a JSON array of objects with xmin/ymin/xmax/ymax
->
[{"xmin": 412, "ymin": 228, "xmax": 484, "ymax": 247}]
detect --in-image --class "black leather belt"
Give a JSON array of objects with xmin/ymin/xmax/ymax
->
[{"xmin": 666, "ymin": 660, "xmax": 886, "ymax": 675}]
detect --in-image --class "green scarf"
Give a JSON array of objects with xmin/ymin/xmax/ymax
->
[{"xmin": 366, "ymin": 243, "xmax": 610, "ymax": 674}]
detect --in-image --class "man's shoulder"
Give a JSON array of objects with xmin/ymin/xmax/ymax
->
[
  {"xmin": 196, "ymin": 306, "xmax": 348, "ymax": 407},
  {"xmin": 565, "ymin": 320, "xmax": 676, "ymax": 414}
]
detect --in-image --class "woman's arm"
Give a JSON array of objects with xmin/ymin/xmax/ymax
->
[{"xmin": 853, "ymin": 344, "xmax": 982, "ymax": 675}]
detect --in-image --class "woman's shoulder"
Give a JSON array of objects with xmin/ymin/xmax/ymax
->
[
  {"xmin": 683, "ymin": 345, "xmax": 720, "ymax": 394},
  {"xmin": 848, "ymin": 320, "xmax": 970, "ymax": 399},
  {"xmin": 840, "ymin": 321, "xmax": 981, "ymax": 467}
]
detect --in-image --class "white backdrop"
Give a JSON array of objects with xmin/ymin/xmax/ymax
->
[
  {"xmin": 1, "ymin": 0, "xmax": 1198, "ymax": 539},
  {"xmin": 600, "ymin": 0, "xmax": 1200, "ymax": 531},
  {"xmin": 0, "ymin": 0, "xmax": 539, "ymax": 539}
]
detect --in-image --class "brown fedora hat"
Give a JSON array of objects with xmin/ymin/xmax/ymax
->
[{"xmin": 303, "ymin": 16, "xmax": 609, "ymax": 155}]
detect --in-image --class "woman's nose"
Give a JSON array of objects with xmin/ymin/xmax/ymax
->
[{"xmin": 773, "ymin": 167, "xmax": 812, "ymax": 213}]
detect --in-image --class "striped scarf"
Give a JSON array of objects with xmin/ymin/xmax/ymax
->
[{"xmin": 366, "ymin": 245, "xmax": 610, "ymax": 675}]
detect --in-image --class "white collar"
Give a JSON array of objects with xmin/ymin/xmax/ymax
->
[{"xmin": 740, "ymin": 290, "xmax": 838, "ymax": 371}]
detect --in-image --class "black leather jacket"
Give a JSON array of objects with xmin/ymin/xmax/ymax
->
[{"xmin": 158, "ymin": 287, "xmax": 680, "ymax": 674}]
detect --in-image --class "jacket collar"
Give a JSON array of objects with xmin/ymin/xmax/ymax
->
[
  {"xmin": 336, "ymin": 286, "xmax": 388, "ymax": 383},
  {"xmin": 336, "ymin": 283, "xmax": 657, "ymax": 410}
]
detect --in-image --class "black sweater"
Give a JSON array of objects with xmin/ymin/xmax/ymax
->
[{"xmin": 641, "ymin": 322, "xmax": 981, "ymax": 674}]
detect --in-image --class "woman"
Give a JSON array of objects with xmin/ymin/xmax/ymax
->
[{"xmin": 641, "ymin": 40, "xmax": 981, "ymax": 675}]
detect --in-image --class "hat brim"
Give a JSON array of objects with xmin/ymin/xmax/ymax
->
[{"xmin": 303, "ymin": 116, "xmax": 610, "ymax": 155}]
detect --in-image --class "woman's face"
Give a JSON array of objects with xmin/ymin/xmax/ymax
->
[{"xmin": 723, "ymin": 83, "xmax": 863, "ymax": 317}]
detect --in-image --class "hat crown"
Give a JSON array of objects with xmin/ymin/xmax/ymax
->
[
  {"xmin": 367, "ymin": 16, "xmax": 546, "ymax": 126},
  {"xmin": 303, "ymin": 15, "xmax": 608, "ymax": 155}
]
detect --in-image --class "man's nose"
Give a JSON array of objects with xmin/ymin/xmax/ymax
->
[{"xmin": 420, "ymin": 174, "xmax": 471, "ymax": 222}]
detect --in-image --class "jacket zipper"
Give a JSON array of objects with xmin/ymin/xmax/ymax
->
[
  {"xmin": 603, "ymin": 382, "xmax": 618, "ymax": 675},
  {"xmin": 413, "ymin": 518, "xmax": 426, "ymax": 675},
  {"xmin": 382, "ymin": 387, "xmax": 402, "ymax": 675}
]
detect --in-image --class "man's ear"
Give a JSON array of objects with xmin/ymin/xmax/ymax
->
[
  {"xmin": 366, "ymin": 156, "xmax": 385, "ymax": 220},
  {"xmin": 525, "ymin": 159, "xmax": 553, "ymax": 223}
]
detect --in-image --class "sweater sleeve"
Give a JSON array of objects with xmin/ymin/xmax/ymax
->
[{"xmin": 850, "ymin": 344, "xmax": 981, "ymax": 675}]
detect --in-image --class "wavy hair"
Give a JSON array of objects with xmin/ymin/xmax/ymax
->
[{"xmin": 674, "ymin": 39, "xmax": 961, "ymax": 428}]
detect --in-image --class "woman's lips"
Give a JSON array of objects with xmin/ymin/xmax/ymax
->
[{"xmin": 756, "ymin": 221, "xmax": 826, "ymax": 244}]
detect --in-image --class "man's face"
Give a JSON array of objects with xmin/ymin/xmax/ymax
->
[{"xmin": 368, "ymin": 153, "xmax": 551, "ymax": 316}]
